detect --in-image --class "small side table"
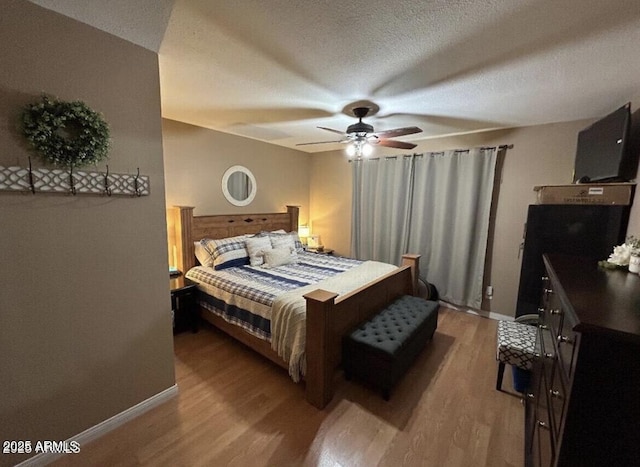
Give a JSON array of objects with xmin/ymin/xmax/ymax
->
[{"xmin": 170, "ymin": 275, "xmax": 199, "ymax": 334}]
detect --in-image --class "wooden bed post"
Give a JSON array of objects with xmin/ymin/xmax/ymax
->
[
  {"xmin": 304, "ymin": 289, "xmax": 339, "ymax": 409},
  {"xmin": 168, "ymin": 206, "xmax": 195, "ymax": 273},
  {"xmin": 286, "ymin": 205, "xmax": 299, "ymax": 232},
  {"xmin": 401, "ymin": 254, "xmax": 421, "ymax": 296}
]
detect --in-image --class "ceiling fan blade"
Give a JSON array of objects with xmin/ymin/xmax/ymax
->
[
  {"xmin": 296, "ymin": 139, "xmax": 347, "ymax": 146},
  {"xmin": 374, "ymin": 126, "xmax": 422, "ymax": 139},
  {"xmin": 317, "ymin": 126, "xmax": 347, "ymax": 136},
  {"xmin": 378, "ymin": 139, "xmax": 417, "ymax": 150}
]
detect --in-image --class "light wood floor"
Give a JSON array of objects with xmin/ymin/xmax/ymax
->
[{"xmin": 53, "ymin": 308, "xmax": 523, "ymax": 467}]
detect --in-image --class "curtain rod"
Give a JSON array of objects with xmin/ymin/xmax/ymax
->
[
  {"xmin": 458, "ymin": 144, "xmax": 514, "ymax": 152},
  {"xmin": 486, "ymin": 144, "xmax": 514, "ymax": 150},
  {"xmin": 348, "ymin": 144, "xmax": 514, "ymax": 162}
]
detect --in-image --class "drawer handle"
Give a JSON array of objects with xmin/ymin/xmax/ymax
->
[
  {"xmin": 539, "ymin": 324, "xmax": 549, "ymax": 330},
  {"xmin": 549, "ymin": 389, "xmax": 562, "ymax": 399},
  {"xmin": 537, "ymin": 420, "xmax": 550, "ymax": 430},
  {"xmin": 549, "ymin": 308, "xmax": 562, "ymax": 315},
  {"xmin": 543, "ymin": 288, "xmax": 553, "ymax": 295},
  {"xmin": 544, "ymin": 352, "xmax": 555, "ymax": 359},
  {"xmin": 526, "ymin": 393, "xmax": 535, "ymax": 400},
  {"xmin": 558, "ymin": 335, "xmax": 573, "ymax": 345},
  {"xmin": 537, "ymin": 307, "xmax": 545, "ymax": 313},
  {"xmin": 541, "ymin": 275, "xmax": 549, "ymax": 281}
]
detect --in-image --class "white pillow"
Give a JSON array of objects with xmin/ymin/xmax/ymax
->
[
  {"xmin": 269, "ymin": 231, "xmax": 304, "ymax": 253},
  {"xmin": 245, "ymin": 236, "xmax": 273, "ymax": 266},
  {"xmin": 263, "ymin": 247, "xmax": 297, "ymax": 268},
  {"xmin": 270, "ymin": 234, "xmax": 296, "ymax": 252},
  {"xmin": 194, "ymin": 240, "xmax": 213, "ymax": 267}
]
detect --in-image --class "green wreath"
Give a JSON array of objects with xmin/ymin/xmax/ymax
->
[{"xmin": 21, "ymin": 95, "xmax": 110, "ymax": 168}]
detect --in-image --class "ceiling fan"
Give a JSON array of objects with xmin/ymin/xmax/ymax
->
[{"xmin": 296, "ymin": 106, "xmax": 422, "ymax": 158}]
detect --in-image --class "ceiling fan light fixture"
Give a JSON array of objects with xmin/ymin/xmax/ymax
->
[
  {"xmin": 302, "ymin": 104, "xmax": 423, "ymax": 154},
  {"xmin": 346, "ymin": 139, "xmax": 373, "ymax": 159}
]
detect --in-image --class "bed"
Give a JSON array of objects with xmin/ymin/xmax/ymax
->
[{"xmin": 167, "ymin": 205, "xmax": 419, "ymax": 409}]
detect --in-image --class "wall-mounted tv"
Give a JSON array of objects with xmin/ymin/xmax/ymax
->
[{"xmin": 573, "ymin": 103, "xmax": 636, "ymax": 183}]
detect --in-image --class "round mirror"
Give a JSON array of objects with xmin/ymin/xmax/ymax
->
[{"xmin": 222, "ymin": 165, "xmax": 257, "ymax": 206}]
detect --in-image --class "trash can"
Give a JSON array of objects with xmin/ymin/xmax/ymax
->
[{"xmin": 512, "ymin": 366, "xmax": 531, "ymax": 393}]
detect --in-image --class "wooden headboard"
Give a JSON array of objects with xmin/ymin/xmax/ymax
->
[{"xmin": 167, "ymin": 205, "xmax": 300, "ymax": 273}]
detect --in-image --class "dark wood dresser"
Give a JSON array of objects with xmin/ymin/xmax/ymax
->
[{"xmin": 525, "ymin": 254, "xmax": 640, "ymax": 467}]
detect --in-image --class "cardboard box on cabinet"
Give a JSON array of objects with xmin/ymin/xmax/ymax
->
[{"xmin": 534, "ymin": 183, "xmax": 635, "ymax": 206}]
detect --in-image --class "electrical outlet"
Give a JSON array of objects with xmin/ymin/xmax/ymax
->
[{"xmin": 485, "ymin": 285, "xmax": 493, "ymax": 299}]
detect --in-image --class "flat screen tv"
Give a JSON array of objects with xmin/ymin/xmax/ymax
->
[{"xmin": 573, "ymin": 103, "xmax": 635, "ymax": 183}]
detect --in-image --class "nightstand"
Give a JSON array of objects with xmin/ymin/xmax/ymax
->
[{"xmin": 170, "ymin": 275, "xmax": 199, "ymax": 334}]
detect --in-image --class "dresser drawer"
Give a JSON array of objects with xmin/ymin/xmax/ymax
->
[
  {"xmin": 539, "ymin": 326, "xmax": 556, "ymax": 390},
  {"xmin": 536, "ymin": 421, "xmax": 554, "ymax": 467},
  {"xmin": 557, "ymin": 309, "xmax": 578, "ymax": 380},
  {"xmin": 540, "ymin": 277, "xmax": 554, "ymax": 315},
  {"xmin": 548, "ymin": 360, "xmax": 567, "ymax": 438},
  {"xmin": 525, "ymin": 356, "xmax": 544, "ymax": 460},
  {"xmin": 545, "ymin": 293, "xmax": 564, "ymax": 341},
  {"xmin": 533, "ymin": 370, "xmax": 555, "ymax": 467}
]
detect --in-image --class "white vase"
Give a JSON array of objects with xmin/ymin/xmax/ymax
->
[{"xmin": 629, "ymin": 254, "xmax": 640, "ymax": 274}]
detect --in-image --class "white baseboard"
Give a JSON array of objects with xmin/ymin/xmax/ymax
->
[
  {"xmin": 441, "ymin": 301, "xmax": 514, "ymax": 321},
  {"xmin": 16, "ymin": 384, "xmax": 178, "ymax": 467}
]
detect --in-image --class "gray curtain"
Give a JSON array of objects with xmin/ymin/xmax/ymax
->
[
  {"xmin": 351, "ymin": 156, "xmax": 414, "ymax": 263},
  {"xmin": 351, "ymin": 147, "xmax": 498, "ymax": 309}
]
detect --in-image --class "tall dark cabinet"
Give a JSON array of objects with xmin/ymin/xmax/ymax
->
[{"xmin": 515, "ymin": 204, "xmax": 629, "ymax": 317}]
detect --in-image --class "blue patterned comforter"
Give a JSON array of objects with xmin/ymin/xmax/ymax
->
[{"xmin": 185, "ymin": 252, "xmax": 363, "ymax": 341}]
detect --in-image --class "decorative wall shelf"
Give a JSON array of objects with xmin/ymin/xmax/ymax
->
[{"xmin": 0, "ymin": 165, "xmax": 149, "ymax": 197}]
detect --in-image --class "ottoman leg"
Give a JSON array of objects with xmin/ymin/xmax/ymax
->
[{"xmin": 496, "ymin": 362, "xmax": 506, "ymax": 391}]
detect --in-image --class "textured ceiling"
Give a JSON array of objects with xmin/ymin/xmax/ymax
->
[
  {"xmin": 29, "ymin": 0, "xmax": 640, "ymax": 154},
  {"xmin": 28, "ymin": 0, "xmax": 174, "ymax": 52}
]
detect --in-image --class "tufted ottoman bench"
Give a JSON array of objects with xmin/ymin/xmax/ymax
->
[{"xmin": 342, "ymin": 295, "xmax": 439, "ymax": 400}]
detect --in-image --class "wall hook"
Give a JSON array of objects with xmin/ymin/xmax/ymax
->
[
  {"xmin": 104, "ymin": 165, "xmax": 112, "ymax": 197},
  {"xmin": 133, "ymin": 167, "xmax": 141, "ymax": 197},
  {"xmin": 28, "ymin": 157, "xmax": 35, "ymax": 194},
  {"xmin": 69, "ymin": 165, "xmax": 76, "ymax": 195}
]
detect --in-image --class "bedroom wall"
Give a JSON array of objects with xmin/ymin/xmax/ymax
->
[
  {"xmin": 0, "ymin": 2, "xmax": 174, "ymax": 465},
  {"xmin": 162, "ymin": 118, "xmax": 311, "ymax": 223},
  {"xmin": 309, "ymin": 118, "xmax": 635, "ymax": 318}
]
